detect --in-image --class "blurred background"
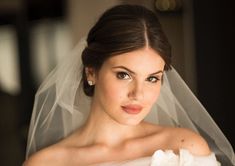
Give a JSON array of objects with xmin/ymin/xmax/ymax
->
[{"xmin": 0, "ymin": 0, "xmax": 234, "ymax": 165}]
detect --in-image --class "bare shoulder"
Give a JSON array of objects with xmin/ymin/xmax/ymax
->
[
  {"xmin": 135, "ymin": 123, "xmax": 211, "ymax": 156},
  {"xmin": 167, "ymin": 127, "xmax": 211, "ymax": 156},
  {"xmin": 23, "ymin": 145, "xmax": 69, "ymax": 166}
]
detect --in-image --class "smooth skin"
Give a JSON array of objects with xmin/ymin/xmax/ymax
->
[{"xmin": 23, "ymin": 47, "xmax": 211, "ymax": 166}]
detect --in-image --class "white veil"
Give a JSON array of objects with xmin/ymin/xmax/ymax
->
[{"xmin": 26, "ymin": 38, "xmax": 235, "ymax": 165}]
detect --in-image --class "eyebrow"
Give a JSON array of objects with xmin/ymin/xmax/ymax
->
[{"xmin": 112, "ymin": 66, "xmax": 163, "ymax": 76}]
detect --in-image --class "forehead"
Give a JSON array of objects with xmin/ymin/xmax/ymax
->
[{"xmin": 104, "ymin": 48, "xmax": 165, "ymax": 72}]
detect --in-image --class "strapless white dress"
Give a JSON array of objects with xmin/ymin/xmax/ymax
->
[{"xmin": 97, "ymin": 149, "xmax": 220, "ymax": 166}]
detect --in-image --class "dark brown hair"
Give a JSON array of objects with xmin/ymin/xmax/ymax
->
[{"xmin": 81, "ymin": 4, "xmax": 172, "ymax": 96}]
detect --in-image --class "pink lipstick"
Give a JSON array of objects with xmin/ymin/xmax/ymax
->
[{"xmin": 121, "ymin": 105, "xmax": 143, "ymax": 114}]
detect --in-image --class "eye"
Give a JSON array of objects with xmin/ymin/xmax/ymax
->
[
  {"xmin": 116, "ymin": 72, "xmax": 131, "ymax": 80},
  {"xmin": 146, "ymin": 76, "xmax": 160, "ymax": 83}
]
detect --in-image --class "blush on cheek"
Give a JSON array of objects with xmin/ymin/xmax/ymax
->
[
  {"xmin": 102, "ymin": 83, "xmax": 123, "ymax": 101},
  {"xmin": 148, "ymin": 89, "xmax": 161, "ymax": 104}
]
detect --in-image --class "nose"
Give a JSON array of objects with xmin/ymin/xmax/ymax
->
[{"xmin": 128, "ymin": 81, "xmax": 144, "ymax": 101}]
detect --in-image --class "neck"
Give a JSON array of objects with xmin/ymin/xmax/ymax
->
[{"xmin": 79, "ymin": 101, "xmax": 146, "ymax": 147}]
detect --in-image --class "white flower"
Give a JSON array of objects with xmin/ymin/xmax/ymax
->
[
  {"xmin": 150, "ymin": 149, "xmax": 220, "ymax": 166},
  {"xmin": 151, "ymin": 150, "xmax": 179, "ymax": 166}
]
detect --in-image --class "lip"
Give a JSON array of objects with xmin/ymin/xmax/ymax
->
[{"xmin": 121, "ymin": 104, "xmax": 143, "ymax": 114}]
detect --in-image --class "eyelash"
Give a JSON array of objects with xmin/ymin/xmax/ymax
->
[
  {"xmin": 116, "ymin": 72, "xmax": 131, "ymax": 80},
  {"xmin": 146, "ymin": 76, "xmax": 160, "ymax": 83},
  {"xmin": 116, "ymin": 72, "xmax": 160, "ymax": 83}
]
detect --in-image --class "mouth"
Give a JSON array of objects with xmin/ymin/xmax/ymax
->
[{"xmin": 121, "ymin": 104, "xmax": 143, "ymax": 114}]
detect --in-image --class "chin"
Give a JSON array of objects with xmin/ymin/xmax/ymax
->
[{"xmin": 120, "ymin": 118, "xmax": 143, "ymax": 126}]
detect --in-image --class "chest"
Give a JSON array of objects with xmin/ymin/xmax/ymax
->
[{"xmin": 70, "ymin": 140, "xmax": 160, "ymax": 165}]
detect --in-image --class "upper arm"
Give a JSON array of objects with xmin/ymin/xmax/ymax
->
[
  {"xmin": 175, "ymin": 128, "xmax": 211, "ymax": 156},
  {"xmin": 23, "ymin": 146, "xmax": 66, "ymax": 166},
  {"xmin": 23, "ymin": 152, "xmax": 45, "ymax": 166}
]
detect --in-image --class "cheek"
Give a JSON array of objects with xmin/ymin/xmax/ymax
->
[
  {"xmin": 145, "ymin": 85, "xmax": 161, "ymax": 105},
  {"xmin": 98, "ymin": 78, "xmax": 126, "ymax": 103}
]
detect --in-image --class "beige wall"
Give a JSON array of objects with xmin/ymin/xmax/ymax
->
[{"xmin": 67, "ymin": 0, "xmax": 120, "ymax": 43}]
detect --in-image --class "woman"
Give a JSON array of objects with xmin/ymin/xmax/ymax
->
[{"xmin": 24, "ymin": 5, "xmax": 234, "ymax": 165}]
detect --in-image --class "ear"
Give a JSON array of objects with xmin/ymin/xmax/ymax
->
[{"xmin": 85, "ymin": 67, "xmax": 96, "ymax": 84}]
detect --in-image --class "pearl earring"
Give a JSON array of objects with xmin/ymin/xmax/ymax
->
[{"xmin": 88, "ymin": 80, "xmax": 93, "ymax": 86}]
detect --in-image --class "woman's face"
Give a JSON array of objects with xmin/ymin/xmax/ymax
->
[{"xmin": 91, "ymin": 48, "xmax": 165, "ymax": 125}]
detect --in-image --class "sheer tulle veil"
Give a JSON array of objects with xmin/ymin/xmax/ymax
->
[{"xmin": 26, "ymin": 38, "xmax": 235, "ymax": 165}]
